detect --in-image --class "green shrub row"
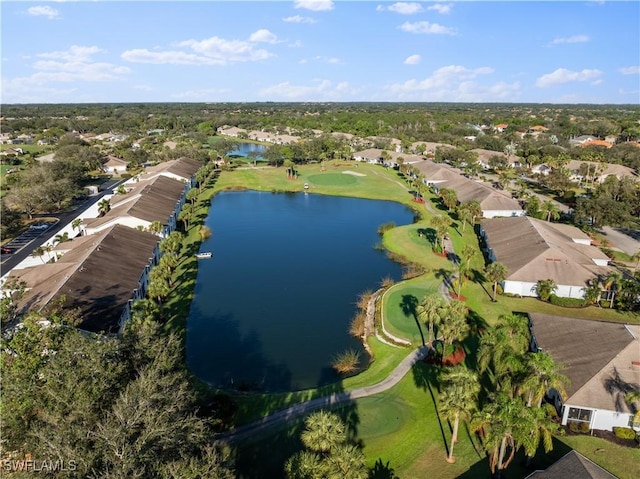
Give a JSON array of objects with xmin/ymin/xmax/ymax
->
[
  {"xmin": 549, "ymin": 294, "xmax": 587, "ymax": 308},
  {"xmin": 613, "ymin": 427, "xmax": 637, "ymax": 440}
]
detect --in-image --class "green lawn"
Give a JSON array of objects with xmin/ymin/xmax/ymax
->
[{"xmin": 162, "ymin": 162, "xmax": 638, "ymax": 478}]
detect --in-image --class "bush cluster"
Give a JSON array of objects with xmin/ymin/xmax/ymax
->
[
  {"xmin": 613, "ymin": 427, "xmax": 637, "ymax": 440},
  {"xmin": 549, "ymin": 294, "xmax": 587, "ymax": 308}
]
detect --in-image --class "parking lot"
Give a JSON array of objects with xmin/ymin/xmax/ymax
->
[{"xmin": 0, "ymin": 221, "xmax": 58, "ymax": 262}]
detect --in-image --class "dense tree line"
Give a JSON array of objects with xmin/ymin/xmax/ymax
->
[{"xmin": 0, "ymin": 311, "xmax": 234, "ymax": 478}]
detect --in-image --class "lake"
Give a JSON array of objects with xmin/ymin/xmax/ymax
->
[
  {"xmin": 228, "ymin": 142, "xmax": 267, "ymax": 159},
  {"xmin": 186, "ymin": 191, "xmax": 415, "ymax": 392}
]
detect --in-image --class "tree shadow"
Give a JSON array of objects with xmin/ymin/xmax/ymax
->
[
  {"xmin": 370, "ymin": 458, "xmax": 400, "ymax": 479},
  {"xmin": 400, "ymin": 294, "xmax": 426, "ymax": 346},
  {"xmin": 420, "ymin": 227, "xmax": 438, "ymax": 249}
]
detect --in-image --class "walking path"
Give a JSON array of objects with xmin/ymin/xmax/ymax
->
[{"xmin": 213, "ymin": 345, "xmax": 430, "ymax": 446}]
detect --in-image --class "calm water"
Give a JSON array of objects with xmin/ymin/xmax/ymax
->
[
  {"xmin": 228, "ymin": 142, "xmax": 267, "ymax": 158},
  {"xmin": 186, "ymin": 191, "xmax": 414, "ymax": 392}
]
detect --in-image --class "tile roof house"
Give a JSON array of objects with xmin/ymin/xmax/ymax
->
[
  {"xmin": 8, "ymin": 225, "xmax": 160, "ymax": 334},
  {"xmin": 83, "ymin": 175, "xmax": 188, "ymax": 237},
  {"xmin": 480, "ymin": 217, "xmax": 611, "ymax": 298},
  {"xmin": 529, "ymin": 313, "xmax": 640, "ymax": 434},
  {"xmin": 525, "ymin": 450, "xmax": 617, "ymax": 479},
  {"xmin": 469, "ymin": 148, "xmax": 523, "ymax": 169},
  {"xmin": 566, "ymin": 160, "xmax": 637, "ymax": 184},
  {"xmin": 134, "ymin": 157, "xmax": 202, "ymax": 186},
  {"xmin": 102, "ymin": 155, "xmax": 130, "ymax": 174},
  {"xmin": 413, "ymin": 160, "xmax": 525, "ymax": 218}
]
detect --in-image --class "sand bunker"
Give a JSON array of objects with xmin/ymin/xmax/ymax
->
[{"xmin": 342, "ymin": 170, "xmax": 366, "ymax": 177}]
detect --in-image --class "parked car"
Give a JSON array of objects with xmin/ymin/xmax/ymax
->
[
  {"xmin": 29, "ymin": 223, "xmax": 50, "ymax": 230},
  {"xmin": 1, "ymin": 247, "xmax": 13, "ymax": 254}
]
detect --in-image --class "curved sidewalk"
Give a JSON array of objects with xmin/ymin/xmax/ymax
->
[{"xmin": 213, "ymin": 345, "xmax": 430, "ymax": 445}]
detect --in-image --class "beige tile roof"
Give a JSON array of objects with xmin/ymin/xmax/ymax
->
[
  {"xmin": 140, "ymin": 157, "xmax": 201, "ymax": 182},
  {"xmin": 481, "ymin": 217, "xmax": 611, "ymax": 285},
  {"xmin": 529, "ymin": 313, "xmax": 639, "ymax": 415},
  {"xmin": 526, "ymin": 450, "xmax": 617, "ymax": 479},
  {"xmin": 11, "ymin": 225, "xmax": 159, "ymax": 333}
]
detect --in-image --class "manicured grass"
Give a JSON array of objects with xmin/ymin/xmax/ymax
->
[
  {"xmin": 559, "ymin": 434, "xmax": 640, "ymax": 479},
  {"xmin": 307, "ymin": 172, "xmax": 357, "ymax": 186}
]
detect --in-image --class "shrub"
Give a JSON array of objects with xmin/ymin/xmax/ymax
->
[
  {"xmin": 377, "ymin": 222, "xmax": 396, "ymax": 235},
  {"xmin": 613, "ymin": 427, "xmax": 637, "ymax": 440},
  {"xmin": 568, "ymin": 421, "xmax": 590, "ymax": 433},
  {"xmin": 549, "ymin": 294, "xmax": 587, "ymax": 308},
  {"xmin": 331, "ymin": 349, "xmax": 361, "ymax": 375}
]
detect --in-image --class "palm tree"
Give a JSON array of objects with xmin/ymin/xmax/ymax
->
[
  {"xmin": 416, "ymin": 294, "xmax": 446, "ymax": 346},
  {"xmin": 603, "ymin": 271, "xmax": 623, "ymax": 308},
  {"xmin": 460, "ymin": 245, "xmax": 476, "ymax": 279},
  {"xmin": 517, "ymin": 404, "xmax": 561, "ymax": 468},
  {"xmin": 478, "ymin": 315, "xmax": 529, "ymax": 381},
  {"xmin": 284, "ymin": 450, "xmax": 323, "ymax": 479},
  {"xmin": 534, "ymin": 279, "xmax": 557, "ymax": 302},
  {"xmin": 186, "ymin": 188, "xmax": 199, "ymax": 206},
  {"xmin": 159, "ymin": 231, "xmax": 183, "ymax": 258},
  {"xmin": 540, "ymin": 200, "xmax": 560, "ymax": 222},
  {"xmin": 116, "ymin": 184, "xmax": 127, "ymax": 195},
  {"xmin": 300, "ymin": 411, "xmax": 346, "ymax": 454},
  {"xmin": 430, "ymin": 215, "xmax": 452, "ymax": 253},
  {"xmin": 71, "ymin": 218, "xmax": 83, "ymax": 235},
  {"xmin": 199, "ymin": 225, "xmax": 212, "ymax": 241},
  {"xmin": 464, "ymin": 200, "xmax": 482, "ymax": 226},
  {"xmin": 324, "ymin": 444, "xmax": 368, "ymax": 479},
  {"xmin": 148, "ymin": 220, "xmax": 163, "ymax": 236},
  {"xmin": 456, "ymin": 204, "xmax": 473, "ymax": 233},
  {"xmin": 437, "ymin": 301, "xmax": 469, "ymax": 353},
  {"xmin": 97, "ymin": 198, "xmax": 111, "ymax": 217},
  {"xmin": 484, "ymin": 262, "xmax": 508, "ymax": 302},
  {"xmin": 518, "ymin": 351, "xmax": 569, "ymax": 408},
  {"xmin": 440, "ymin": 188, "xmax": 458, "ymax": 211},
  {"xmin": 178, "ymin": 203, "xmax": 194, "ymax": 230},
  {"xmin": 471, "ymin": 393, "xmax": 526, "ymax": 479},
  {"xmin": 439, "ymin": 367, "xmax": 480, "ymax": 463},
  {"xmin": 31, "ymin": 246, "xmax": 47, "ymax": 264},
  {"xmin": 53, "ymin": 232, "xmax": 69, "ymax": 245}
]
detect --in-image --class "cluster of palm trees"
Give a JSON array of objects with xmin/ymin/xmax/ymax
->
[
  {"xmin": 285, "ymin": 411, "xmax": 368, "ymax": 479},
  {"xmin": 416, "ymin": 294, "xmax": 469, "ymax": 355},
  {"xmin": 438, "ymin": 314, "xmax": 569, "ymax": 478}
]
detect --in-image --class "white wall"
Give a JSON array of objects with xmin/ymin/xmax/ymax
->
[
  {"xmin": 482, "ymin": 209, "xmax": 525, "ymax": 218},
  {"xmin": 562, "ymin": 404, "xmax": 633, "ymax": 432},
  {"xmin": 504, "ymin": 280, "xmax": 586, "ymax": 299}
]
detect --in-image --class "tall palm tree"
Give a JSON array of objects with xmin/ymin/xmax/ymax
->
[
  {"xmin": 471, "ymin": 393, "xmax": 528, "ymax": 479},
  {"xmin": 439, "ymin": 367, "xmax": 480, "ymax": 463},
  {"xmin": 484, "ymin": 262, "xmax": 508, "ymax": 302},
  {"xmin": 97, "ymin": 198, "xmax": 111, "ymax": 217},
  {"xmin": 460, "ymin": 245, "xmax": 476, "ymax": 279},
  {"xmin": 440, "ymin": 188, "xmax": 458, "ymax": 211},
  {"xmin": 300, "ymin": 411, "xmax": 346, "ymax": 454},
  {"xmin": 148, "ymin": 220, "xmax": 163, "ymax": 235},
  {"xmin": 53, "ymin": 232, "xmax": 69, "ymax": 245},
  {"xmin": 456, "ymin": 204, "xmax": 473, "ymax": 233},
  {"xmin": 517, "ymin": 404, "xmax": 561, "ymax": 467},
  {"xmin": 540, "ymin": 200, "xmax": 560, "ymax": 222},
  {"xmin": 324, "ymin": 444, "xmax": 369, "ymax": 479},
  {"xmin": 603, "ymin": 271, "xmax": 623, "ymax": 308},
  {"xmin": 438, "ymin": 302, "xmax": 469, "ymax": 359},
  {"xmin": 71, "ymin": 218, "xmax": 83, "ymax": 235},
  {"xmin": 416, "ymin": 294, "xmax": 446, "ymax": 346},
  {"xmin": 430, "ymin": 215, "xmax": 452, "ymax": 253},
  {"xmin": 518, "ymin": 351, "xmax": 569, "ymax": 408}
]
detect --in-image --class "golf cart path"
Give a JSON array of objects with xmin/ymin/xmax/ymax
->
[{"xmin": 213, "ymin": 345, "xmax": 429, "ymax": 445}]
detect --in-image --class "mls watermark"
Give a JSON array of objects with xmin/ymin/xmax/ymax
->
[{"xmin": 2, "ymin": 459, "xmax": 77, "ymax": 473}]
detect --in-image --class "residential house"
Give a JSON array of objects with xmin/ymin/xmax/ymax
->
[
  {"xmin": 529, "ymin": 313, "xmax": 640, "ymax": 433},
  {"xmin": 525, "ymin": 450, "xmax": 617, "ymax": 479},
  {"xmin": 566, "ymin": 160, "xmax": 637, "ymax": 184},
  {"xmin": 569, "ymin": 135, "xmax": 597, "ymax": 147},
  {"xmin": 410, "ymin": 141, "xmax": 455, "ymax": 158},
  {"xmin": 133, "ymin": 157, "xmax": 202, "ymax": 187},
  {"xmin": 84, "ymin": 175, "xmax": 188, "ymax": 237},
  {"xmin": 580, "ymin": 139, "xmax": 614, "ymax": 149},
  {"xmin": 7, "ymin": 225, "xmax": 160, "ymax": 334},
  {"xmin": 102, "ymin": 155, "xmax": 130, "ymax": 174},
  {"xmin": 494, "ymin": 123, "xmax": 509, "ymax": 132},
  {"xmin": 217, "ymin": 126, "xmax": 247, "ymax": 138},
  {"xmin": 480, "ymin": 217, "xmax": 611, "ymax": 298},
  {"xmin": 469, "ymin": 148, "xmax": 523, "ymax": 169}
]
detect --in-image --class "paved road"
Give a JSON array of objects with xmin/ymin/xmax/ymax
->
[
  {"xmin": 0, "ymin": 179, "xmax": 125, "ymax": 275},
  {"xmin": 213, "ymin": 345, "xmax": 430, "ymax": 445},
  {"xmin": 600, "ymin": 226, "xmax": 640, "ymax": 256}
]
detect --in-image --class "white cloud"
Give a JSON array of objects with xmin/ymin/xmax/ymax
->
[
  {"xmin": 27, "ymin": 5, "xmax": 60, "ymax": 20},
  {"xmin": 385, "ymin": 65, "xmax": 517, "ymax": 102},
  {"xmin": 249, "ymin": 29, "xmax": 279, "ymax": 44},
  {"xmin": 400, "ymin": 21, "xmax": 456, "ymax": 35},
  {"xmin": 283, "ymin": 15, "xmax": 316, "ymax": 23},
  {"xmin": 404, "ymin": 54, "xmax": 421, "ymax": 65},
  {"xmin": 123, "ymin": 35, "xmax": 274, "ymax": 66},
  {"xmin": 294, "ymin": 0, "xmax": 334, "ymax": 12},
  {"xmin": 385, "ymin": 3, "xmax": 424, "ymax": 15},
  {"xmin": 121, "ymin": 49, "xmax": 221, "ymax": 65},
  {"xmin": 312, "ymin": 55, "xmax": 342, "ymax": 64},
  {"xmin": 427, "ymin": 3, "xmax": 453, "ymax": 14},
  {"xmin": 16, "ymin": 45, "xmax": 131, "ymax": 83},
  {"xmin": 619, "ymin": 66, "xmax": 640, "ymax": 75},
  {"xmin": 536, "ymin": 68, "xmax": 602, "ymax": 87},
  {"xmin": 551, "ymin": 35, "xmax": 589, "ymax": 45},
  {"xmin": 259, "ymin": 79, "xmax": 351, "ymax": 100}
]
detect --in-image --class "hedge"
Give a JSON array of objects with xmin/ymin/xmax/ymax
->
[
  {"xmin": 613, "ymin": 427, "xmax": 637, "ymax": 440},
  {"xmin": 549, "ymin": 294, "xmax": 587, "ymax": 308}
]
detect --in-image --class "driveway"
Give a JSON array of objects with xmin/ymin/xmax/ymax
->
[{"xmin": 600, "ymin": 226, "xmax": 640, "ymax": 256}]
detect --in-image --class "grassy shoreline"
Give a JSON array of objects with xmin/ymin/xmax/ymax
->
[{"xmin": 164, "ymin": 160, "xmax": 638, "ymax": 478}]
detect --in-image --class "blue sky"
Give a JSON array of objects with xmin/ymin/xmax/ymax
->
[{"xmin": 1, "ymin": 1, "xmax": 639, "ymax": 104}]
